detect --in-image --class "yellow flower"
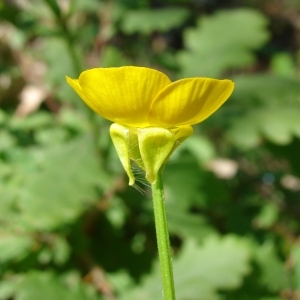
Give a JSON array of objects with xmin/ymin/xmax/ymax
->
[{"xmin": 66, "ymin": 66, "xmax": 234, "ymax": 185}]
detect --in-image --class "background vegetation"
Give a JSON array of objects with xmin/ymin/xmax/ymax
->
[{"xmin": 1, "ymin": 0, "xmax": 300, "ymax": 299}]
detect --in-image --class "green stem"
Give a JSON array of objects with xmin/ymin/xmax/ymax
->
[{"xmin": 151, "ymin": 171, "xmax": 176, "ymax": 300}]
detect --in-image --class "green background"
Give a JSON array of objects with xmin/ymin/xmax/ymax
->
[{"xmin": 1, "ymin": 0, "xmax": 300, "ymax": 299}]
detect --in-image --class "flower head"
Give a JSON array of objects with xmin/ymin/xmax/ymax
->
[{"xmin": 66, "ymin": 66, "xmax": 234, "ymax": 185}]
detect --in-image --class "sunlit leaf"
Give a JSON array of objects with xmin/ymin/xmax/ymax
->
[
  {"xmin": 178, "ymin": 8, "xmax": 269, "ymax": 77},
  {"xmin": 290, "ymin": 244, "xmax": 300, "ymax": 289},
  {"xmin": 228, "ymin": 107, "xmax": 300, "ymax": 148},
  {"xmin": 254, "ymin": 241, "xmax": 290, "ymax": 292},
  {"xmin": 122, "ymin": 8, "xmax": 190, "ymax": 34},
  {"xmin": 18, "ymin": 135, "xmax": 111, "ymax": 231},
  {"xmin": 0, "ymin": 271, "xmax": 101, "ymax": 300},
  {"xmin": 101, "ymin": 46, "xmax": 132, "ymax": 67},
  {"xmin": 0, "ymin": 232, "xmax": 33, "ymax": 265},
  {"xmin": 120, "ymin": 236, "xmax": 250, "ymax": 300},
  {"xmin": 271, "ymin": 52, "xmax": 295, "ymax": 77},
  {"xmin": 167, "ymin": 210, "xmax": 216, "ymax": 241}
]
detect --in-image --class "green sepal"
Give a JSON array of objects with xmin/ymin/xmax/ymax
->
[
  {"xmin": 127, "ymin": 128, "xmax": 144, "ymax": 170},
  {"xmin": 172, "ymin": 125, "xmax": 194, "ymax": 145},
  {"xmin": 170, "ymin": 125, "xmax": 194, "ymax": 155},
  {"xmin": 110, "ymin": 124, "xmax": 194, "ymax": 185},
  {"xmin": 110, "ymin": 123, "xmax": 136, "ymax": 185},
  {"xmin": 138, "ymin": 127, "xmax": 175, "ymax": 184}
]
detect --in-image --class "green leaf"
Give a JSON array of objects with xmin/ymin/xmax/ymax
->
[
  {"xmin": 42, "ymin": 37, "xmax": 83, "ymax": 104},
  {"xmin": 174, "ymin": 236, "xmax": 250, "ymax": 292},
  {"xmin": 101, "ymin": 46, "xmax": 132, "ymax": 67},
  {"xmin": 253, "ymin": 202, "xmax": 280, "ymax": 229},
  {"xmin": 122, "ymin": 8, "xmax": 190, "ymax": 34},
  {"xmin": 164, "ymin": 152, "xmax": 205, "ymax": 211},
  {"xmin": 18, "ymin": 135, "xmax": 111, "ymax": 231},
  {"xmin": 120, "ymin": 235, "xmax": 250, "ymax": 300},
  {"xmin": 178, "ymin": 8, "xmax": 269, "ymax": 77},
  {"xmin": 231, "ymin": 74, "xmax": 300, "ymax": 107},
  {"xmin": 174, "ymin": 134, "xmax": 216, "ymax": 165},
  {"xmin": 35, "ymin": 127, "xmax": 69, "ymax": 145},
  {"xmin": 43, "ymin": 0, "xmax": 61, "ymax": 19},
  {"xmin": 228, "ymin": 106, "xmax": 300, "ymax": 148},
  {"xmin": 260, "ymin": 298, "xmax": 283, "ymax": 300},
  {"xmin": 290, "ymin": 244, "xmax": 300, "ymax": 289},
  {"xmin": 0, "ymin": 279, "xmax": 16, "ymax": 299},
  {"xmin": 254, "ymin": 241, "xmax": 289, "ymax": 292},
  {"xmin": 0, "ymin": 109, "xmax": 7, "ymax": 124},
  {"xmin": 167, "ymin": 210, "xmax": 216, "ymax": 242},
  {"xmin": 0, "ymin": 232, "xmax": 33, "ymax": 264},
  {"xmin": 50, "ymin": 235, "xmax": 71, "ymax": 265},
  {"xmin": 70, "ymin": 0, "xmax": 102, "ymax": 13},
  {"xmin": 58, "ymin": 107, "xmax": 91, "ymax": 133},
  {"xmin": 0, "ymin": 130, "xmax": 16, "ymax": 151},
  {"xmin": 0, "ymin": 271, "xmax": 101, "ymax": 300},
  {"xmin": 9, "ymin": 112, "xmax": 53, "ymax": 131},
  {"xmin": 106, "ymin": 196, "xmax": 129, "ymax": 229},
  {"xmin": 227, "ymin": 74, "xmax": 300, "ymax": 148},
  {"xmin": 271, "ymin": 52, "xmax": 295, "ymax": 77}
]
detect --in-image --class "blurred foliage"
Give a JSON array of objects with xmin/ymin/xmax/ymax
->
[{"xmin": 1, "ymin": 0, "xmax": 300, "ymax": 299}]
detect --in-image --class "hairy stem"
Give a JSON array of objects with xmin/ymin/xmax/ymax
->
[{"xmin": 151, "ymin": 171, "xmax": 176, "ymax": 300}]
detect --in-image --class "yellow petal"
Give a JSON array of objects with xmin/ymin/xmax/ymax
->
[
  {"xmin": 77, "ymin": 67, "xmax": 171, "ymax": 127},
  {"xmin": 149, "ymin": 78, "xmax": 234, "ymax": 127},
  {"xmin": 66, "ymin": 77, "xmax": 101, "ymax": 114}
]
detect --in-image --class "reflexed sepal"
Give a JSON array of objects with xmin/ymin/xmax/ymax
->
[
  {"xmin": 110, "ymin": 123, "xmax": 136, "ymax": 185},
  {"xmin": 110, "ymin": 124, "xmax": 194, "ymax": 185},
  {"xmin": 137, "ymin": 127, "xmax": 175, "ymax": 184},
  {"xmin": 171, "ymin": 125, "xmax": 193, "ymax": 152}
]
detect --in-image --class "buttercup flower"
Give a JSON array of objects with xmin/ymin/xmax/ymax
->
[{"xmin": 66, "ymin": 66, "xmax": 234, "ymax": 185}]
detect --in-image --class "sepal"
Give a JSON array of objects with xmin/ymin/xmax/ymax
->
[
  {"xmin": 110, "ymin": 123, "xmax": 136, "ymax": 185},
  {"xmin": 110, "ymin": 124, "xmax": 193, "ymax": 185},
  {"xmin": 138, "ymin": 127, "xmax": 175, "ymax": 184}
]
